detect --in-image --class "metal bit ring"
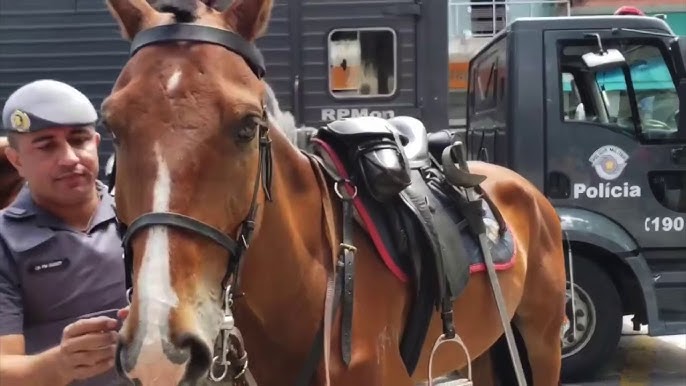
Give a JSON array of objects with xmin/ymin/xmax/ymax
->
[{"xmin": 209, "ymin": 356, "xmax": 229, "ymax": 382}]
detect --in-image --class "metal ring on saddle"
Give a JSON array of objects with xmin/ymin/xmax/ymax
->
[{"xmin": 334, "ymin": 179, "xmax": 358, "ymax": 200}]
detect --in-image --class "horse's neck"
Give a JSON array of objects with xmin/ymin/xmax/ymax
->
[
  {"xmin": 240, "ymin": 128, "xmax": 332, "ymax": 328},
  {"xmin": 233, "ymin": 128, "xmax": 334, "ymax": 379}
]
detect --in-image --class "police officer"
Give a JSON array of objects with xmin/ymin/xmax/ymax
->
[{"xmin": 0, "ymin": 79, "xmax": 128, "ymax": 386}]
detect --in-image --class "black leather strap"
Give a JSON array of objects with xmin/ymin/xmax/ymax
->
[
  {"xmin": 340, "ymin": 197, "xmax": 355, "ymax": 366},
  {"xmin": 130, "ymin": 23, "xmax": 266, "ymax": 79},
  {"xmin": 294, "ymin": 265, "xmax": 343, "ymax": 386},
  {"xmin": 123, "ymin": 211, "xmax": 239, "ymax": 256}
]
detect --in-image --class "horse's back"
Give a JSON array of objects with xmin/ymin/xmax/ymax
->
[
  {"xmin": 468, "ymin": 160, "xmax": 559, "ymax": 222},
  {"xmin": 468, "ymin": 159, "xmax": 564, "ymax": 263}
]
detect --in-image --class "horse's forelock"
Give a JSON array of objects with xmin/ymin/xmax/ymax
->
[{"xmin": 154, "ymin": 0, "xmax": 199, "ymax": 22}]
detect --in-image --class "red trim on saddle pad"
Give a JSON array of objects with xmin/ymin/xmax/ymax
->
[
  {"xmin": 468, "ymin": 247, "xmax": 517, "ymax": 273},
  {"xmin": 312, "ymin": 138, "xmax": 409, "ymax": 283}
]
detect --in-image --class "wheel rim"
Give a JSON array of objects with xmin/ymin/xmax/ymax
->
[{"xmin": 561, "ymin": 281, "xmax": 597, "ymax": 358}]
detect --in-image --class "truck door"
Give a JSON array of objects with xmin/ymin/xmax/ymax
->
[
  {"xmin": 544, "ymin": 30, "xmax": 686, "ymax": 325},
  {"xmin": 291, "ymin": 0, "xmax": 448, "ymax": 132}
]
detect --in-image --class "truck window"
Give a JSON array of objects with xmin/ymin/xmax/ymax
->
[
  {"xmin": 560, "ymin": 42, "xmax": 680, "ymax": 142},
  {"xmin": 469, "ymin": 37, "xmax": 507, "ymax": 115},
  {"xmin": 327, "ymin": 28, "xmax": 397, "ymax": 99}
]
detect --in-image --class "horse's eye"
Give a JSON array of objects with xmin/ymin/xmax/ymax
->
[{"xmin": 235, "ymin": 116, "xmax": 261, "ymax": 142}]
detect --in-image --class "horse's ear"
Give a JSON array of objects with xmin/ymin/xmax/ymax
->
[
  {"xmin": 223, "ymin": 0, "xmax": 273, "ymax": 42},
  {"xmin": 106, "ymin": 0, "xmax": 158, "ymax": 40}
]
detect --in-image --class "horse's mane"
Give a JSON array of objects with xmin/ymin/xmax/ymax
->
[{"xmin": 263, "ymin": 82, "xmax": 312, "ymax": 146}]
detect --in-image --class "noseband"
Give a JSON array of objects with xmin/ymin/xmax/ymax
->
[{"xmin": 112, "ymin": 23, "xmax": 272, "ymax": 384}]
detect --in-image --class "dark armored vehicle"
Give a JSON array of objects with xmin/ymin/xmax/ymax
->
[{"xmin": 464, "ymin": 15, "xmax": 686, "ymax": 379}]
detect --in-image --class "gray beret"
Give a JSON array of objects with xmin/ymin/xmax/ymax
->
[{"xmin": 2, "ymin": 79, "xmax": 97, "ymax": 133}]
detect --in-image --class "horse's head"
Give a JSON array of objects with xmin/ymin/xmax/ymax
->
[{"xmin": 103, "ymin": 1, "xmax": 273, "ymax": 384}]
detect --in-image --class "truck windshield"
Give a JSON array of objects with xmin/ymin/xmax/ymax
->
[
  {"xmin": 561, "ymin": 41, "xmax": 679, "ymax": 141},
  {"xmin": 596, "ymin": 45, "xmax": 678, "ymax": 139}
]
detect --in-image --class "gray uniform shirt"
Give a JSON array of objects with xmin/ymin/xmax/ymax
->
[{"xmin": 0, "ymin": 181, "xmax": 128, "ymax": 386}]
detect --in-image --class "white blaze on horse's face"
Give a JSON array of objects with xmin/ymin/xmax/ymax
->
[
  {"xmin": 126, "ymin": 142, "xmax": 187, "ymax": 385},
  {"xmin": 166, "ymin": 68, "xmax": 182, "ymax": 93}
]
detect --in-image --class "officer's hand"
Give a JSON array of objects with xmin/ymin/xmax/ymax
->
[
  {"xmin": 58, "ymin": 316, "xmax": 119, "ymax": 382},
  {"xmin": 117, "ymin": 306, "xmax": 130, "ymax": 322}
]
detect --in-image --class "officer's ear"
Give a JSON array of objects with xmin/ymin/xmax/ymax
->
[
  {"xmin": 3, "ymin": 143, "xmax": 24, "ymax": 178},
  {"xmin": 106, "ymin": 0, "xmax": 159, "ymax": 40}
]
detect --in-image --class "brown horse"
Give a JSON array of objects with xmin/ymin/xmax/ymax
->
[
  {"xmin": 104, "ymin": 1, "xmax": 567, "ymax": 385},
  {"xmin": 0, "ymin": 137, "xmax": 24, "ymax": 209}
]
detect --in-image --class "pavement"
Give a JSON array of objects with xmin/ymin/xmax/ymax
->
[
  {"xmin": 567, "ymin": 317, "xmax": 686, "ymax": 386},
  {"xmin": 436, "ymin": 317, "xmax": 685, "ymax": 386}
]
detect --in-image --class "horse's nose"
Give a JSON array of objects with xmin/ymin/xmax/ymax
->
[
  {"xmin": 115, "ymin": 330, "xmax": 210, "ymax": 385},
  {"xmin": 177, "ymin": 333, "xmax": 213, "ymax": 382},
  {"xmin": 115, "ymin": 338, "xmax": 135, "ymax": 380}
]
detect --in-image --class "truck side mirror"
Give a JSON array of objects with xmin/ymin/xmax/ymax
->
[{"xmin": 582, "ymin": 49, "xmax": 627, "ymax": 71}]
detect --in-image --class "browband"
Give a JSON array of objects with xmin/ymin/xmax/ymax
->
[{"xmin": 130, "ymin": 23, "xmax": 266, "ymax": 79}]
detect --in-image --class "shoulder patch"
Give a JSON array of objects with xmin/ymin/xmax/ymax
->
[{"xmin": 4, "ymin": 207, "xmax": 27, "ymax": 216}]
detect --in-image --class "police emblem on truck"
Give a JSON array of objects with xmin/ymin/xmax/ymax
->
[
  {"xmin": 572, "ymin": 145, "xmax": 641, "ymax": 199},
  {"xmin": 589, "ymin": 145, "xmax": 628, "ymax": 180}
]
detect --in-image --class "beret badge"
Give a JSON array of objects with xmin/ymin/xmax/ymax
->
[{"xmin": 10, "ymin": 109, "xmax": 31, "ymax": 132}]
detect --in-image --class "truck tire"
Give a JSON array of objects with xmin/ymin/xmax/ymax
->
[{"xmin": 560, "ymin": 255, "xmax": 622, "ymax": 382}]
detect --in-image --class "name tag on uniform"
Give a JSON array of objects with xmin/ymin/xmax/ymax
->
[{"xmin": 27, "ymin": 258, "xmax": 70, "ymax": 274}]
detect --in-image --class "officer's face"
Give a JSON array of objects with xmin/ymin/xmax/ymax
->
[{"xmin": 5, "ymin": 126, "xmax": 101, "ymax": 203}]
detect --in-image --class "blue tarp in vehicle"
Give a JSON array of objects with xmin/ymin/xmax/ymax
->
[{"xmin": 563, "ymin": 57, "xmax": 675, "ymax": 91}]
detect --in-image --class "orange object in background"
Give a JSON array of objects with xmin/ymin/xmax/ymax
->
[
  {"xmin": 449, "ymin": 61, "xmax": 468, "ymax": 90},
  {"xmin": 330, "ymin": 65, "xmax": 361, "ymax": 91}
]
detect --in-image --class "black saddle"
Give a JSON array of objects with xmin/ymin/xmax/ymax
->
[{"xmin": 307, "ymin": 115, "xmax": 508, "ymax": 375}]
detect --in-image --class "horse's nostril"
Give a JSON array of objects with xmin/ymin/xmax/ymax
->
[
  {"xmin": 115, "ymin": 341, "xmax": 137, "ymax": 384},
  {"xmin": 178, "ymin": 333, "xmax": 212, "ymax": 383},
  {"xmin": 115, "ymin": 342, "xmax": 127, "ymax": 378}
]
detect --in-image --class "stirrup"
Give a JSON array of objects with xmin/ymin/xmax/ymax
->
[{"xmin": 427, "ymin": 333, "xmax": 473, "ymax": 386}]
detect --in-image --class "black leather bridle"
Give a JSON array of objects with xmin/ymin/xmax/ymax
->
[{"xmin": 113, "ymin": 22, "xmax": 273, "ymax": 302}]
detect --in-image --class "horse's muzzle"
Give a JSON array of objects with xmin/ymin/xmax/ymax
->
[{"xmin": 115, "ymin": 330, "xmax": 211, "ymax": 385}]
